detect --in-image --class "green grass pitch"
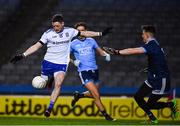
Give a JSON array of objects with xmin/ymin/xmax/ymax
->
[{"xmin": 0, "ymin": 117, "xmax": 180, "ymax": 125}]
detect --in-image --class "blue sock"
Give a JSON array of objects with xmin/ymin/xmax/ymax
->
[{"xmin": 47, "ymin": 101, "xmax": 54, "ymax": 112}]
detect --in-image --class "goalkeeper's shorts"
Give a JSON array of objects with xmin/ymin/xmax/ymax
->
[{"xmin": 145, "ymin": 76, "xmax": 171, "ymax": 95}]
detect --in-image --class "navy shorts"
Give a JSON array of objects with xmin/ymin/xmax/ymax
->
[
  {"xmin": 79, "ymin": 69, "xmax": 99, "ymax": 85},
  {"xmin": 41, "ymin": 60, "xmax": 67, "ymax": 77},
  {"xmin": 145, "ymin": 75, "xmax": 171, "ymax": 95}
]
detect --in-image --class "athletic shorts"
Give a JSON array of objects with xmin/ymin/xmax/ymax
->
[
  {"xmin": 41, "ymin": 60, "xmax": 67, "ymax": 79},
  {"xmin": 79, "ymin": 69, "xmax": 99, "ymax": 85},
  {"xmin": 145, "ymin": 76, "xmax": 171, "ymax": 95}
]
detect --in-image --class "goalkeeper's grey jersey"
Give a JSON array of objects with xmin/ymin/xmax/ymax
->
[{"xmin": 40, "ymin": 27, "xmax": 79, "ymax": 64}]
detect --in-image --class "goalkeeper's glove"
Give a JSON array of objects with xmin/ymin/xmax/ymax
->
[
  {"xmin": 100, "ymin": 27, "xmax": 113, "ymax": 36},
  {"xmin": 102, "ymin": 47, "xmax": 120, "ymax": 55},
  {"xmin": 73, "ymin": 59, "xmax": 80, "ymax": 67},
  {"xmin": 10, "ymin": 53, "xmax": 26, "ymax": 64},
  {"xmin": 103, "ymin": 51, "xmax": 111, "ymax": 62}
]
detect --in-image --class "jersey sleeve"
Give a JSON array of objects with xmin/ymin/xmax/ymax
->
[
  {"xmin": 92, "ymin": 39, "xmax": 99, "ymax": 49},
  {"xmin": 142, "ymin": 41, "xmax": 155, "ymax": 54},
  {"xmin": 70, "ymin": 43, "xmax": 74, "ymax": 53},
  {"xmin": 39, "ymin": 32, "xmax": 48, "ymax": 44},
  {"xmin": 71, "ymin": 28, "xmax": 79, "ymax": 38}
]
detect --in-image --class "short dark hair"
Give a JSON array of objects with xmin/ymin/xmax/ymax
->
[
  {"xmin": 141, "ymin": 25, "xmax": 156, "ymax": 34},
  {"xmin": 74, "ymin": 22, "xmax": 87, "ymax": 30},
  {"xmin": 52, "ymin": 14, "xmax": 64, "ymax": 23}
]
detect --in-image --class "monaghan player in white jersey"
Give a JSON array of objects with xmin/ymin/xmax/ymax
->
[
  {"xmin": 10, "ymin": 14, "xmax": 112, "ymax": 117},
  {"xmin": 70, "ymin": 22, "xmax": 115, "ymax": 121}
]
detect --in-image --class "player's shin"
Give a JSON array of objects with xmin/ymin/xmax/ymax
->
[
  {"xmin": 47, "ymin": 101, "xmax": 55, "ymax": 112},
  {"xmin": 93, "ymin": 98, "xmax": 115, "ymax": 121},
  {"xmin": 45, "ymin": 100, "xmax": 55, "ymax": 117},
  {"xmin": 45, "ymin": 87, "xmax": 61, "ymax": 117}
]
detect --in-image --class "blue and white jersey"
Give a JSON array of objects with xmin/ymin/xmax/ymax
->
[
  {"xmin": 70, "ymin": 38, "xmax": 99, "ymax": 72},
  {"xmin": 40, "ymin": 27, "xmax": 79, "ymax": 64}
]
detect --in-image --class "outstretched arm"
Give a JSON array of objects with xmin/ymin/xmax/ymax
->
[
  {"xmin": 119, "ymin": 47, "xmax": 145, "ymax": 55},
  {"xmin": 96, "ymin": 47, "xmax": 107, "ymax": 56},
  {"xmin": 96, "ymin": 47, "xmax": 111, "ymax": 62},
  {"xmin": 23, "ymin": 42, "xmax": 43, "ymax": 57},
  {"xmin": 10, "ymin": 42, "xmax": 43, "ymax": 64},
  {"xmin": 103, "ymin": 47, "xmax": 145, "ymax": 55},
  {"xmin": 80, "ymin": 27, "xmax": 112, "ymax": 37},
  {"xmin": 80, "ymin": 31, "xmax": 101, "ymax": 37}
]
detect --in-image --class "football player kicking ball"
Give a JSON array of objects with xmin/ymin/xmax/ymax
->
[
  {"xmin": 70, "ymin": 22, "xmax": 115, "ymax": 121},
  {"xmin": 10, "ymin": 14, "xmax": 112, "ymax": 118},
  {"xmin": 103, "ymin": 25, "xmax": 179, "ymax": 124}
]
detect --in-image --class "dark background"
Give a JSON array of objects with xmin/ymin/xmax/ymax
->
[{"xmin": 0, "ymin": 0, "xmax": 179, "ymax": 96}]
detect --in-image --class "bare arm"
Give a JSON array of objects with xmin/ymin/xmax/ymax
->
[
  {"xmin": 23, "ymin": 42, "xmax": 43, "ymax": 57},
  {"xmin": 80, "ymin": 31, "xmax": 101, "ymax": 37},
  {"xmin": 80, "ymin": 27, "xmax": 112, "ymax": 37},
  {"xmin": 10, "ymin": 41, "xmax": 43, "ymax": 64},
  {"xmin": 96, "ymin": 47, "xmax": 111, "ymax": 61},
  {"xmin": 96, "ymin": 47, "xmax": 107, "ymax": 56},
  {"xmin": 119, "ymin": 47, "xmax": 145, "ymax": 55}
]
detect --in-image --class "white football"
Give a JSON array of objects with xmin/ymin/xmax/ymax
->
[{"xmin": 32, "ymin": 76, "xmax": 47, "ymax": 89}]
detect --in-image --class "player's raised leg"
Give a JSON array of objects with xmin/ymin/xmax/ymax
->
[
  {"xmin": 147, "ymin": 93, "xmax": 179, "ymax": 119},
  {"xmin": 71, "ymin": 84, "xmax": 99, "ymax": 106}
]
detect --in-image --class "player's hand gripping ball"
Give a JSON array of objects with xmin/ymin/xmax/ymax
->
[{"xmin": 32, "ymin": 76, "xmax": 47, "ymax": 89}]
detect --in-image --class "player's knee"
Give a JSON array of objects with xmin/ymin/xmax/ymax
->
[
  {"xmin": 54, "ymin": 78, "xmax": 63, "ymax": 89},
  {"xmin": 93, "ymin": 92, "xmax": 100, "ymax": 99},
  {"xmin": 90, "ymin": 91, "xmax": 100, "ymax": 99}
]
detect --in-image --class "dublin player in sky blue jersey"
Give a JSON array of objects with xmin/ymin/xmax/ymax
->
[
  {"xmin": 103, "ymin": 25, "xmax": 179, "ymax": 124},
  {"xmin": 10, "ymin": 14, "xmax": 112, "ymax": 118},
  {"xmin": 70, "ymin": 22, "xmax": 115, "ymax": 121}
]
